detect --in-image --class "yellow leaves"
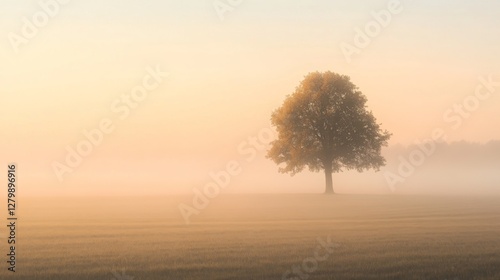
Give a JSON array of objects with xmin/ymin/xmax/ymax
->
[{"xmin": 268, "ymin": 71, "xmax": 391, "ymax": 178}]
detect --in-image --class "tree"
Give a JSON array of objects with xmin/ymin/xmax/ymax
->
[{"xmin": 267, "ymin": 71, "xmax": 391, "ymax": 194}]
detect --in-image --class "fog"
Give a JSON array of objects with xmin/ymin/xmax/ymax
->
[{"xmin": 218, "ymin": 140, "xmax": 500, "ymax": 195}]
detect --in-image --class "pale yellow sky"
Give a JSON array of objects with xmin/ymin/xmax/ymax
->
[{"xmin": 1, "ymin": 1, "xmax": 499, "ymax": 195}]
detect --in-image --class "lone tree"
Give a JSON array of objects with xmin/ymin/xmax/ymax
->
[{"xmin": 267, "ymin": 71, "xmax": 391, "ymax": 194}]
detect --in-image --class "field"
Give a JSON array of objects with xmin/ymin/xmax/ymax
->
[{"xmin": 3, "ymin": 194, "xmax": 500, "ymax": 279}]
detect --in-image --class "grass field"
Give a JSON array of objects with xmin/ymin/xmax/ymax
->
[{"xmin": 3, "ymin": 194, "xmax": 500, "ymax": 279}]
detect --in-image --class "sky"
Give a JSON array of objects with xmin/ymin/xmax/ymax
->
[{"xmin": 1, "ymin": 0, "xmax": 499, "ymax": 196}]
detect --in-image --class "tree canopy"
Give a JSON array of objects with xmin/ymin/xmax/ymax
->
[{"xmin": 267, "ymin": 71, "xmax": 391, "ymax": 193}]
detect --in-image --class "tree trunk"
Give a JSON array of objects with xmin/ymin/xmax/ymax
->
[{"xmin": 324, "ymin": 165, "xmax": 334, "ymax": 194}]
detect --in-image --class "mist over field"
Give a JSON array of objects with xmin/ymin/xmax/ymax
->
[
  {"xmin": 164, "ymin": 141, "xmax": 500, "ymax": 196},
  {"xmin": 1, "ymin": 0, "xmax": 500, "ymax": 279},
  {"xmin": 322, "ymin": 141, "xmax": 500, "ymax": 195}
]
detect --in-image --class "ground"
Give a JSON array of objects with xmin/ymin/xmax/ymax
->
[{"xmin": 3, "ymin": 194, "xmax": 500, "ymax": 279}]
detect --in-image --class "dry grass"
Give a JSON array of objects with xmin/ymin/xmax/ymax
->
[{"xmin": 3, "ymin": 194, "xmax": 500, "ymax": 279}]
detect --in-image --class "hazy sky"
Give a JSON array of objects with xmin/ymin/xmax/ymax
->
[{"xmin": 1, "ymin": 0, "xmax": 499, "ymax": 195}]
